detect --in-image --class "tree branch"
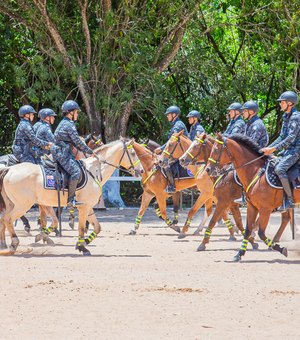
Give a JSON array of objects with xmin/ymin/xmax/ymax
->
[{"xmin": 78, "ymin": 0, "xmax": 91, "ymax": 65}]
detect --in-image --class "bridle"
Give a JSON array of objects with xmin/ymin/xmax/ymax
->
[
  {"xmin": 183, "ymin": 137, "xmax": 210, "ymax": 165},
  {"xmin": 162, "ymin": 135, "xmax": 186, "ymax": 164}
]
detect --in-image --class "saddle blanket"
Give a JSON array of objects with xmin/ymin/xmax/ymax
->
[
  {"xmin": 161, "ymin": 160, "xmax": 194, "ymax": 180},
  {"xmin": 265, "ymin": 159, "xmax": 300, "ymax": 189},
  {"xmin": 40, "ymin": 160, "xmax": 88, "ymax": 190}
]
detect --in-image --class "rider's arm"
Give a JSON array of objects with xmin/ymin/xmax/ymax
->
[
  {"xmin": 271, "ymin": 116, "xmax": 300, "ymax": 151},
  {"xmin": 68, "ymin": 124, "xmax": 93, "ymax": 154},
  {"xmin": 24, "ymin": 125, "xmax": 49, "ymax": 149}
]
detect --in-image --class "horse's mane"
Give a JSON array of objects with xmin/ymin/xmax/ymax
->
[
  {"xmin": 229, "ymin": 134, "xmax": 267, "ymax": 159},
  {"xmin": 94, "ymin": 139, "xmax": 126, "ymax": 154}
]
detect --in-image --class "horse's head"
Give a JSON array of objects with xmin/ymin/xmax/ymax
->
[
  {"xmin": 88, "ymin": 133, "xmax": 103, "ymax": 149},
  {"xmin": 158, "ymin": 130, "xmax": 191, "ymax": 168},
  {"xmin": 205, "ymin": 133, "xmax": 231, "ymax": 176},
  {"xmin": 120, "ymin": 138, "xmax": 144, "ymax": 177},
  {"xmin": 179, "ymin": 133, "xmax": 207, "ymax": 168}
]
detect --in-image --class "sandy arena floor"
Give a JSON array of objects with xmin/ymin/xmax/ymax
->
[{"xmin": 0, "ymin": 207, "xmax": 300, "ymax": 340}]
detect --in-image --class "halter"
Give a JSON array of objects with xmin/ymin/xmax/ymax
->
[
  {"xmin": 162, "ymin": 135, "xmax": 185, "ymax": 164},
  {"xmin": 183, "ymin": 137, "xmax": 209, "ymax": 165}
]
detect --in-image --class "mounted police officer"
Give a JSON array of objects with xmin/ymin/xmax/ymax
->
[
  {"xmin": 242, "ymin": 100, "xmax": 268, "ymax": 147},
  {"xmin": 261, "ymin": 91, "xmax": 300, "ymax": 210},
  {"xmin": 35, "ymin": 108, "xmax": 56, "ymax": 157},
  {"xmin": 154, "ymin": 105, "xmax": 188, "ymax": 193},
  {"xmin": 187, "ymin": 110, "xmax": 205, "ymax": 140},
  {"xmin": 224, "ymin": 102, "xmax": 246, "ymax": 136},
  {"xmin": 51, "ymin": 100, "xmax": 96, "ymax": 207},
  {"xmin": 33, "ymin": 109, "xmax": 44, "ymax": 133},
  {"xmin": 12, "ymin": 105, "xmax": 52, "ymax": 164}
]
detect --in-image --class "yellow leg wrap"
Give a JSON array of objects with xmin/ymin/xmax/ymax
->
[
  {"xmin": 240, "ymin": 239, "xmax": 249, "ymax": 251},
  {"xmin": 76, "ymin": 237, "xmax": 85, "ymax": 247},
  {"xmin": 135, "ymin": 215, "xmax": 142, "ymax": 225},
  {"xmin": 85, "ymin": 231, "xmax": 97, "ymax": 244},
  {"xmin": 45, "ymin": 225, "xmax": 54, "ymax": 235},
  {"xmin": 166, "ymin": 217, "xmax": 172, "ymax": 226},
  {"xmin": 204, "ymin": 228, "xmax": 212, "ymax": 239},
  {"xmin": 174, "ymin": 213, "xmax": 179, "ymax": 220},
  {"xmin": 242, "ymin": 230, "xmax": 245, "ymax": 235},
  {"xmin": 224, "ymin": 219, "xmax": 233, "ymax": 230},
  {"xmin": 264, "ymin": 238, "xmax": 273, "ymax": 248},
  {"xmin": 155, "ymin": 208, "xmax": 162, "ymax": 218},
  {"xmin": 186, "ymin": 218, "xmax": 192, "ymax": 226}
]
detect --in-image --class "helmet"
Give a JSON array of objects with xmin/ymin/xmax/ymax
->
[
  {"xmin": 186, "ymin": 110, "xmax": 200, "ymax": 119},
  {"xmin": 18, "ymin": 105, "xmax": 36, "ymax": 117},
  {"xmin": 227, "ymin": 102, "xmax": 242, "ymax": 112},
  {"xmin": 164, "ymin": 105, "xmax": 180, "ymax": 115},
  {"xmin": 277, "ymin": 91, "xmax": 298, "ymax": 104},
  {"xmin": 40, "ymin": 108, "xmax": 57, "ymax": 120},
  {"xmin": 241, "ymin": 100, "xmax": 259, "ymax": 113},
  {"xmin": 37, "ymin": 108, "xmax": 45, "ymax": 118},
  {"xmin": 61, "ymin": 100, "xmax": 80, "ymax": 113}
]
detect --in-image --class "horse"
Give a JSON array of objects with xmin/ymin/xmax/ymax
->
[
  {"xmin": 159, "ymin": 131, "xmax": 258, "ymax": 247},
  {"xmin": 129, "ymin": 140, "xmax": 213, "ymax": 235},
  {"xmin": 0, "ymin": 138, "xmax": 143, "ymax": 256},
  {"xmin": 205, "ymin": 133, "xmax": 295, "ymax": 261}
]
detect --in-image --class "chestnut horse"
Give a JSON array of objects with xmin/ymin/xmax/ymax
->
[
  {"xmin": 159, "ymin": 131, "xmax": 257, "ymax": 247},
  {"xmin": 129, "ymin": 141, "xmax": 213, "ymax": 235},
  {"xmin": 179, "ymin": 133, "xmax": 290, "ymax": 249},
  {"xmin": 206, "ymin": 133, "xmax": 295, "ymax": 261}
]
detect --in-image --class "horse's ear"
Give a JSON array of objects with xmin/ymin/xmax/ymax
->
[
  {"xmin": 216, "ymin": 132, "xmax": 223, "ymax": 140},
  {"xmin": 197, "ymin": 132, "xmax": 206, "ymax": 139},
  {"xmin": 178, "ymin": 129, "xmax": 185, "ymax": 136}
]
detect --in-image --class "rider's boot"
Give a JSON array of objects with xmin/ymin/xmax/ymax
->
[
  {"xmin": 67, "ymin": 179, "xmax": 83, "ymax": 207},
  {"xmin": 278, "ymin": 177, "xmax": 295, "ymax": 211},
  {"xmin": 164, "ymin": 167, "xmax": 176, "ymax": 194}
]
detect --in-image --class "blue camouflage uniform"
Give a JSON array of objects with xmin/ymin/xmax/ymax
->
[
  {"xmin": 12, "ymin": 119, "xmax": 49, "ymax": 164},
  {"xmin": 224, "ymin": 116, "xmax": 246, "ymax": 136},
  {"xmin": 245, "ymin": 115, "xmax": 268, "ymax": 148},
  {"xmin": 33, "ymin": 120, "xmax": 42, "ymax": 133},
  {"xmin": 269, "ymin": 107, "xmax": 300, "ymax": 178},
  {"xmin": 51, "ymin": 117, "xmax": 93, "ymax": 180},
  {"xmin": 189, "ymin": 122, "xmax": 205, "ymax": 141},
  {"xmin": 160, "ymin": 117, "xmax": 188, "ymax": 151},
  {"xmin": 35, "ymin": 121, "xmax": 55, "ymax": 156}
]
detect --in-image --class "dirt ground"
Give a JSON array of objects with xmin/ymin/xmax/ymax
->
[{"xmin": 0, "ymin": 206, "xmax": 300, "ymax": 340}]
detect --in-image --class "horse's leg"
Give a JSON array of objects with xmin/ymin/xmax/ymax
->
[
  {"xmin": 155, "ymin": 193, "xmax": 180, "ymax": 233},
  {"xmin": 229, "ymin": 203, "xmax": 259, "ymax": 250},
  {"xmin": 153, "ymin": 200, "xmax": 163, "ymax": 220},
  {"xmin": 172, "ymin": 192, "xmax": 180, "ymax": 225},
  {"xmin": 272, "ymin": 210, "xmax": 290, "ymax": 243},
  {"xmin": 0, "ymin": 219, "xmax": 7, "ymax": 250},
  {"xmin": 233, "ymin": 203, "xmax": 258, "ymax": 262},
  {"xmin": 85, "ymin": 208, "xmax": 101, "ymax": 245},
  {"xmin": 68, "ymin": 207, "xmax": 75, "ymax": 230},
  {"xmin": 194, "ymin": 198, "xmax": 214, "ymax": 235},
  {"xmin": 75, "ymin": 205, "xmax": 91, "ymax": 256},
  {"xmin": 20, "ymin": 215, "xmax": 31, "ymax": 233},
  {"xmin": 129, "ymin": 191, "xmax": 154, "ymax": 235},
  {"xmin": 179, "ymin": 193, "xmax": 212, "ymax": 239},
  {"xmin": 35, "ymin": 206, "xmax": 58, "ymax": 244},
  {"xmin": 257, "ymin": 208, "xmax": 288, "ymax": 257}
]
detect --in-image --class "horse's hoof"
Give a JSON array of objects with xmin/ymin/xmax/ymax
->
[
  {"xmin": 178, "ymin": 232, "xmax": 186, "ymax": 239},
  {"xmin": 172, "ymin": 220, "xmax": 178, "ymax": 226},
  {"xmin": 282, "ymin": 247, "xmax": 288, "ymax": 257},
  {"xmin": 68, "ymin": 221, "xmax": 75, "ymax": 230},
  {"xmin": 45, "ymin": 237, "xmax": 55, "ymax": 246},
  {"xmin": 232, "ymin": 254, "xmax": 241, "ymax": 262},
  {"xmin": 197, "ymin": 243, "xmax": 206, "ymax": 251},
  {"xmin": 53, "ymin": 229, "xmax": 60, "ymax": 237},
  {"xmin": 83, "ymin": 250, "xmax": 91, "ymax": 256},
  {"xmin": 35, "ymin": 233, "xmax": 43, "ymax": 243},
  {"xmin": 228, "ymin": 235, "xmax": 237, "ymax": 241},
  {"xmin": 170, "ymin": 225, "xmax": 180, "ymax": 233},
  {"xmin": 24, "ymin": 225, "xmax": 31, "ymax": 234},
  {"xmin": 129, "ymin": 229, "xmax": 137, "ymax": 235},
  {"xmin": 252, "ymin": 242, "xmax": 259, "ymax": 250}
]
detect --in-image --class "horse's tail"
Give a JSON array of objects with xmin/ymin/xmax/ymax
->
[{"xmin": 0, "ymin": 167, "xmax": 9, "ymax": 211}]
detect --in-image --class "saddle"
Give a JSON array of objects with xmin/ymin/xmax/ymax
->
[
  {"xmin": 161, "ymin": 160, "xmax": 194, "ymax": 180},
  {"xmin": 40, "ymin": 158, "xmax": 88, "ymax": 191},
  {"xmin": 265, "ymin": 158, "xmax": 300, "ymax": 189},
  {"xmin": 0, "ymin": 154, "xmax": 19, "ymax": 167}
]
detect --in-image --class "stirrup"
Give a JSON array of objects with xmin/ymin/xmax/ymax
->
[
  {"xmin": 67, "ymin": 199, "xmax": 83, "ymax": 207},
  {"xmin": 165, "ymin": 186, "xmax": 176, "ymax": 194},
  {"xmin": 277, "ymin": 198, "xmax": 295, "ymax": 211}
]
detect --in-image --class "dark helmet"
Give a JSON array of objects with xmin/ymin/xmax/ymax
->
[
  {"xmin": 277, "ymin": 91, "xmax": 298, "ymax": 105},
  {"xmin": 61, "ymin": 100, "xmax": 80, "ymax": 113},
  {"xmin": 227, "ymin": 102, "xmax": 243, "ymax": 112},
  {"xmin": 40, "ymin": 108, "xmax": 57, "ymax": 120},
  {"xmin": 18, "ymin": 105, "xmax": 36, "ymax": 117},
  {"xmin": 241, "ymin": 100, "xmax": 259, "ymax": 113},
  {"xmin": 37, "ymin": 108, "xmax": 45, "ymax": 118},
  {"xmin": 186, "ymin": 110, "xmax": 201, "ymax": 119},
  {"xmin": 164, "ymin": 105, "xmax": 180, "ymax": 115}
]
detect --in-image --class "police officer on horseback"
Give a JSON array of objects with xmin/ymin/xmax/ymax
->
[
  {"xmin": 261, "ymin": 91, "xmax": 300, "ymax": 210},
  {"xmin": 51, "ymin": 100, "xmax": 96, "ymax": 207},
  {"xmin": 224, "ymin": 102, "xmax": 246, "ymax": 136},
  {"xmin": 242, "ymin": 100, "xmax": 268, "ymax": 147},
  {"xmin": 35, "ymin": 108, "xmax": 57, "ymax": 157},
  {"xmin": 12, "ymin": 105, "xmax": 52, "ymax": 164},
  {"xmin": 155, "ymin": 105, "xmax": 188, "ymax": 193},
  {"xmin": 187, "ymin": 110, "xmax": 205, "ymax": 140}
]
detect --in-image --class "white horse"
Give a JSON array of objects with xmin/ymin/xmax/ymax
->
[{"xmin": 0, "ymin": 138, "xmax": 142, "ymax": 255}]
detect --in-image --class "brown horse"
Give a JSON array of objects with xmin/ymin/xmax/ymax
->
[
  {"xmin": 159, "ymin": 131, "xmax": 258, "ymax": 246},
  {"xmin": 206, "ymin": 133, "xmax": 295, "ymax": 261},
  {"xmin": 129, "ymin": 141, "xmax": 213, "ymax": 235}
]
